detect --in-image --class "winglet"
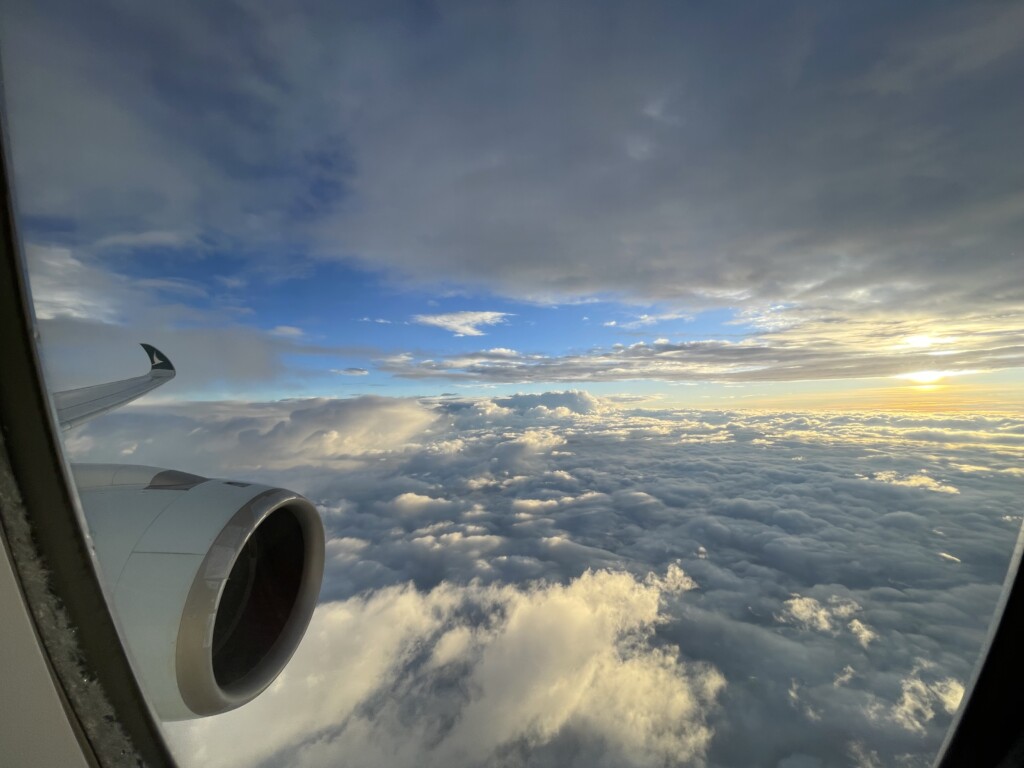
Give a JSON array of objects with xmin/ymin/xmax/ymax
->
[
  {"xmin": 140, "ymin": 343, "xmax": 175, "ymax": 373},
  {"xmin": 53, "ymin": 343, "xmax": 176, "ymax": 429}
]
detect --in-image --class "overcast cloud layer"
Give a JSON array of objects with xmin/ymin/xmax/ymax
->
[
  {"xmin": 3, "ymin": 0, "xmax": 1023, "ymax": 396},
  {"xmin": 6, "ymin": 1, "xmax": 1023, "ymax": 311},
  {"xmin": 67, "ymin": 393, "xmax": 1023, "ymax": 767}
]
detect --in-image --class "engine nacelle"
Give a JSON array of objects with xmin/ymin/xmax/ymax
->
[{"xmin": 71, "ymin": 464, "xmax": 324, "ymax": 720}]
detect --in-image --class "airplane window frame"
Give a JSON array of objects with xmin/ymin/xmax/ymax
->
[
  {"xmin": 934, "ymin": 531, "xmax": 1024, "ymax": 767},
  {"xmin": 0, "ymin": 110, "xmax": 175, "ymax": 767},
  {"xmin": 0, "ymin": 60, "xmax": 1020, "ymax": 768}
]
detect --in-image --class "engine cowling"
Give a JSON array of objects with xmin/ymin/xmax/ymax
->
[{"xmin": 71, "ymin": 464, "xmax": 325, "ymax": 720}]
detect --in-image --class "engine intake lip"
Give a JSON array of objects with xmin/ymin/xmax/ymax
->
[{"xmin": 175, "ymin": 488, "xmax": 324, "ymax": 716}]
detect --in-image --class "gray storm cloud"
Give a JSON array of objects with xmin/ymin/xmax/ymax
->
[
  {"xmin": 64, "ymin": 393, "xmax": 1024, "ymax": 767},
  {"xmin": 3, "ymin": 1, "xmax": 1023, "ymax": 321},
  {"xmin": 4, "ymin": 2, "xmax": 1023, "ymax": 396}
]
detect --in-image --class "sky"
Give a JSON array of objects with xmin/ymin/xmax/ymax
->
[
  {"xmin": 0, "ymin": 0, "xmax": 1022, "ymax": 408},
  {"xmin": 1, "ymin": 1, "xmax": 1023, "ymax": 767}
]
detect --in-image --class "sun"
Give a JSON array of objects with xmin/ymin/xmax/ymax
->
[
  {"xmin": 894, "ymin": 369, "xmax": 980, "ymax": 385},
  {"xmin": 903, "ymin": 335, "xmax": 936, "ymax": 348},
  {"xmin": 901, "ymin": 371, "xmax": 947, "ymax": 384}
]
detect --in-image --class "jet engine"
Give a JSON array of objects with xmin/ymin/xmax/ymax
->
[{"xmin": 71, "ymin": 464, "xmax": 324, "ymax": 720}]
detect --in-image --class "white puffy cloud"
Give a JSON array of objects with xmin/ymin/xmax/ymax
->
[
  {"xmin": 887, "ymin": 662, "xmax": 966, "ymax": 735},
  {"xmin": 777, "ymin": 596, "xmax": 878, "ymax": 650},
  {"xmin": 64, "ymin": 394, "xmax": 1024, "ymax": 766},
  {"xmin": 512, "ymin": 498, "xmax": 562, "ymax": 514},
  {"xmin": 779, "ymin": 596, "xmax": 836, "ymax": 633},
  {"xmin": 62, "ymin": 396, "xmax": 439, "ymax": 472},
  {"xmin": 495, "ymin": 390, "xmax": 605, "ymax": 415},
  {"xmin": 848, "ymin": 620, "xmax": 878, "ymax": 650},
  {"xmin": 834, "ymin": 666, "xmax": 857, "ymax": 688},
  {"xmin": 166, "ymin": 569, "xmax": 723, "ymax": 768},
  {"xmin": 386, "ymin": 493, "xmax": 458, "ymax": 522},
  {"xmin": 869, "ymin": 471, "xmax": 960, "ymax": 495}
]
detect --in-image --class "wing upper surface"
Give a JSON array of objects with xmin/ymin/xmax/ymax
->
[{"xmin": 53, "ymin": 344, "xmax": 175, "ymax": 430}]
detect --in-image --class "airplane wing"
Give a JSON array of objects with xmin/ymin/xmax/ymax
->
[{"xmin": 52, "ymin": 343, "xmax": 175, "ymax": 430}]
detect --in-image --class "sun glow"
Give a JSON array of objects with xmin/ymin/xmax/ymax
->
[
  {"xmin": 902, "ymin": 371, "xmax": 947, "ymax": 384},
  {"xmin": 895, "ymin": 370, "xmax": 978, "ymax": 385},
  {"xmin": 903, "ymin": 335, "xmax": 936, "ymax": 348}
]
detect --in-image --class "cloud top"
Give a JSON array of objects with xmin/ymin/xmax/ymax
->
[
  {"xmin": 170, "ymin": 568, "xmax": 723, "ymax": 768},
  {"xmin": 66, "ymin": 394, "xmax": 1023, "ymax": 766}
]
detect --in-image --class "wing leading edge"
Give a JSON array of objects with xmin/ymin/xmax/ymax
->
[{"xmin": 53, "ymin": 344, "xmax": 175, "ymax": 430}]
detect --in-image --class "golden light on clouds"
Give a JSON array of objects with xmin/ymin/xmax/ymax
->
[
  {"xmin": 688, "ymin": 367, "xmax": 1023, "ymax": 413},
  {"xmin": 899, "ymin": 334, "xmax": 957, "ymax": 350},
  {"xmin": 900, "ymin": 371, "xmax": 948, "ymax": 384},
  {"xmin": 895, "ymin": 370, "xmax": 978, "ymax": 385}
]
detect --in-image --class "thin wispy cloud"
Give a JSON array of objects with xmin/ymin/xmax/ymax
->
[
  {"xmin": 379, "ymin": 320, "xmax": 1024, "ymax": 385},
  {"xmin": 412, "ymin": 311, "xmax": 511, "ymax": 337},
  {"xmin": 607, "ymin": 312, "xmax": 693, "ymax": 330}
]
